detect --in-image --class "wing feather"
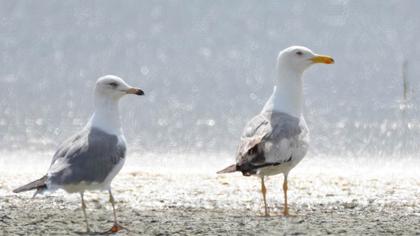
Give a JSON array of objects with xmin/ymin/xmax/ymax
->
[
  {"xmin": 235, "ymin": 111, "xmax": 303, "ymax": 175},
  {"xmin": 47, "ymin": 127, "xmax": 126, "ymax": 186}
]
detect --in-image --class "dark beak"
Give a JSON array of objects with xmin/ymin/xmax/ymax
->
[{"xmin": 126, "ymin": 88, "xmax": 145, "ymax": 96}]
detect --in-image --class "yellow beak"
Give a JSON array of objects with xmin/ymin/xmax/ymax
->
[
  {"xmin": 310, "ymin": 55, "xmax": 335, "ymax": 64},
  {"xmin": 126, "ymin": 87, "xmax": 145, "ymax": 95}
]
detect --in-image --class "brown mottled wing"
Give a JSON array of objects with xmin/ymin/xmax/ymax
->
[{"xmin": 235, "ymin": 112, "xmax": 301, "ymax": 175}]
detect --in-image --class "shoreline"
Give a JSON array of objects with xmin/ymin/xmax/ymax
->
[{"xmin": 1, "ymin": 155, "xmax": 420, "ymax": 235}]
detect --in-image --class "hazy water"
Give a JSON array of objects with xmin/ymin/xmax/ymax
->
[{"xmin": 1, "ymin": 1, "xmax": 420, "ymax": 157}]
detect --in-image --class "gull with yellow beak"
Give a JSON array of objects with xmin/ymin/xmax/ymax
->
[
  {"xmin": 218, "ymin": 46, "xmax": 334, "ymax": 216},
  {"xmin": 13, "ymin": 75, "xmax": 144, "ymax": 233}
]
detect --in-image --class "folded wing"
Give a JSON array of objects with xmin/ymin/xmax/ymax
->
[
  {"xmin": 47, "ymin": 127, "xmax": 126, "ymax": 187},
  {"xmin": 236, "ymin": 111, "xmax": 303, "ymax": 176}
]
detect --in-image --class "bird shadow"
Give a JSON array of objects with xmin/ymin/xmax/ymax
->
[
  {"xmin": 74, "ymin": 230, "xmax": 98, "ymax": 235},
  {"xmin": 74, "ymin": 228, "xmax": 129, "ymax": 235}
]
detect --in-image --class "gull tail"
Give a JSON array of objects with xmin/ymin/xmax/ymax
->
[
  {"xmin": 13, "ymin": 175, "xmax": 48, "ymax": 198},
  {"xmin": 217, "ymin": 164, "xmax": 237, "ymax": 174}
]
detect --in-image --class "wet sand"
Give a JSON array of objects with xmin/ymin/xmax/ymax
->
[{"xmin": 1, "ymin": 152, "xmax": 420, "ymax": 235}]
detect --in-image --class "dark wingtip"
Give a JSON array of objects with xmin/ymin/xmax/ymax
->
[
  {"xmin": 216, "ymin": 164, "xmax": 237, "ymax": 174},
  {"xmin": 12, "ymin": 176, "xmax": 47, "ymax": 194},
  {"xmin": 13, "ymin": 186, "xmax": 26, "ymax": 193}
]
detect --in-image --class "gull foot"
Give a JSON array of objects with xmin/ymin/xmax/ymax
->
[
  {"xmin": 257, "ymin": 211, "xmax": 271, "ymax": 217},
  {"xmin": 102, "ymin": 223, "xmax": 128, "ymax": 234},
  {"xmin": 282, "ymin": 211, "xmax": 297, "ymax": 217}
]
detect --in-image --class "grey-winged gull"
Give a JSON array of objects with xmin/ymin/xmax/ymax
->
[
  {"xmin": 13, "ymin": 75, "xmax": 144, "ymax": 233},
  {"xmin": 218, "ymin": 46, "xmax": 334, "ymax": 216}
]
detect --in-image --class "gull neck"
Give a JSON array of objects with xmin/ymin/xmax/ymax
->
[
  {"xmin": 89, "ymin": 93, "xmax": 122, "ymax": 135},
  {"xmin": 262, "ymin": 64, "xmax": 304, "ymax": 118}
]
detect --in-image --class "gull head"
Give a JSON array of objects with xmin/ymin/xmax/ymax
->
[
  {"xmin": 277, "ymin": 46, "xmax": 334, "ymax": 73},
  {"xmin": 95, "ymin": 75, "xmax": 144, "ymax": 100}
]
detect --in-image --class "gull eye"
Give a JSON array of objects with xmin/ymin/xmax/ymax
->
[
  {"xmin": 108, "ymin": 82, "xmax": 118, "ymax": 88},
  {"xmin": 296, "ymin": 51, "xmax": 303, "ymax": 56}
]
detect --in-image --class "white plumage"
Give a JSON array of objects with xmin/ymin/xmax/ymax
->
[
  {"xmin": 13, "ymin": 75, "xmax": 145, "ymax": 233},
  {"xmin": 218, "ymin": 46, "xmax": 334, "ymax": 216}
]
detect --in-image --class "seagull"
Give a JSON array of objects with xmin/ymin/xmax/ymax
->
[
  {"xmin": 13, "ymin": 75, "xmax": 144, "ymax": 233},
  {"xmin": 217, "ymin": 46, "xmax": 334, "ymax": 216}
]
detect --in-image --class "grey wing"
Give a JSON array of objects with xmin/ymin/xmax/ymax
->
[
  {"xmin": 235, "ymin": 112, "xmax": 302, "ymax": 175},
  {"xmin": 47, "ymin": 127, "xmax": 126, "ymax": 186}
]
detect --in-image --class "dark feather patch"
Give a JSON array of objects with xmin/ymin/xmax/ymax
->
[
  {"xmin": 13, "ymin": 175, "xmax": 47, "ymax": 194},
  {"xmin": 235, "ymin": 111, "xmax": 303, "ymax": 176}
]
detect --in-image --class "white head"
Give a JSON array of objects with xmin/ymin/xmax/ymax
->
[
  {"xmin": 95, "ymin": 75, "xmax": 144, "ymax": 100},
  {"xmin": 264, "ymin": 46, "xmax": 334, "ymax": 116},
  {"xmin": 90, "ymin": 75, "xmax": 144, "ymax": 134},
  {"xmin": 277, "ymin": 46, "xmax": 334, "ymax": 73}
]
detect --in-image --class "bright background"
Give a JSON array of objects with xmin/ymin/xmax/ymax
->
[{"xmin": 1, "ymin": 1, "xmax": 420, "ymax": 157}]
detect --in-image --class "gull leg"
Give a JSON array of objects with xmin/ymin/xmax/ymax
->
[
  {"xmin": 261, "ymin": 176, "xmax": 269, "ymax": 217},
  {"xmin": 80, "ymin": 192, "xmax": 91, "ymax": 233},
  {"xmin": 110, "ymin": 190, "xmax": 118, "ymax": 226},
  {"xmin": 104, "ymin": 189, "xmax": 127, "ymax": 234},
  {"xmin": 283, "ymin": 174, "xmax": 289, "ymax": 216}
]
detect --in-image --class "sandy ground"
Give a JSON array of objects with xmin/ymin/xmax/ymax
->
[{"xmin": 1, "ymin": 152, "xmax": 420, "ymax": 235}]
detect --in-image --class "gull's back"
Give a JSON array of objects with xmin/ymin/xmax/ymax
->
[{"xmin": 46, "ymin": 127, "xmax": 126, "ymax": 192}]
